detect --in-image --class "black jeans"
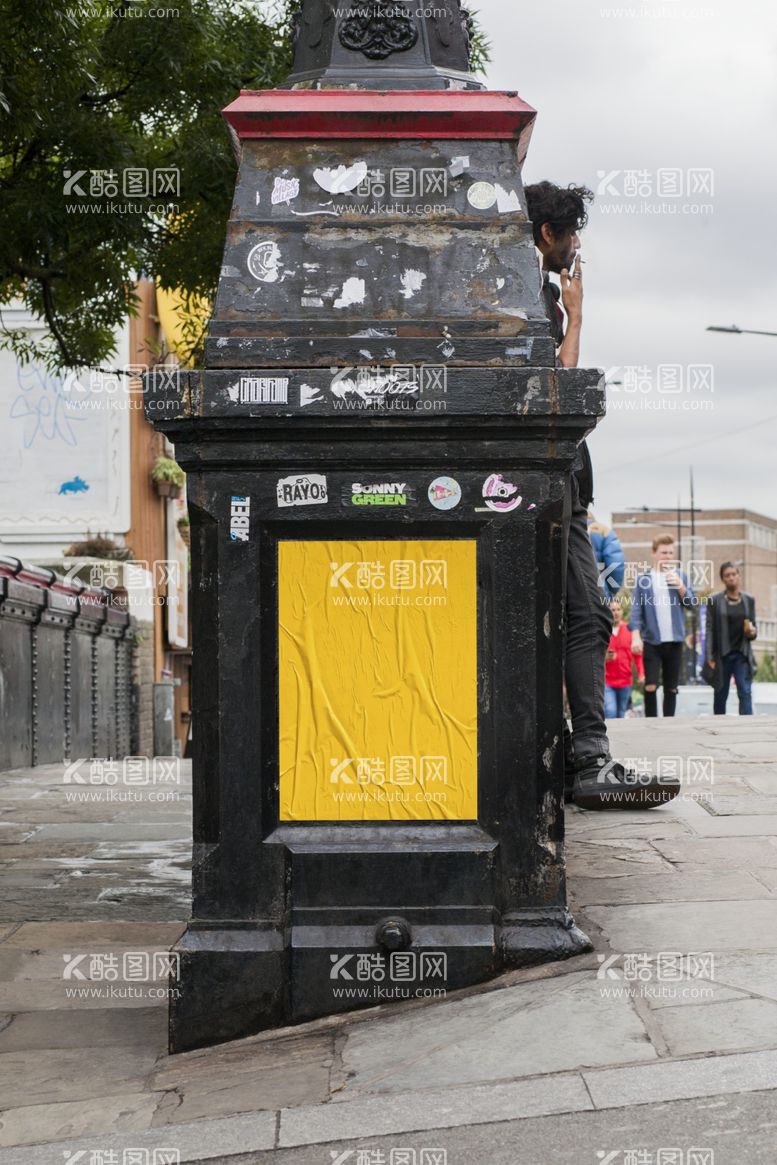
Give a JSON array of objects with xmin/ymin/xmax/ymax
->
[
  {"xmin": 565, "ymin": 467, "xmax": 613, "ymax": 763},
  {"xmin": 643, "ymin": 641, "xmax": 683, "ymax": 717}
]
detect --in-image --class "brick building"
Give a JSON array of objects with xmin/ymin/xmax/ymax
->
[{"xmin": 611, "ymin": 508, "xmax": 777, "ymax": 664}]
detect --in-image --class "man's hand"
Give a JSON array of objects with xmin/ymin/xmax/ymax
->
[
  {"xmin": 632, "ymin": 632, "xmax": 644, "ymax": 656},
  {"xmin": 664, "ymin": 569, "xmax": 687, "ymax": 598},
  {"xmin": 557, "ymin": 253, "xmax": 583, "ymax": 369},
  {"xmin": 560, "ymin": 253, "xmax": 583, "ymax": 323},
  {"xmin": 707, "ymin": 660, "xmax": 717, "ymax": 670}
]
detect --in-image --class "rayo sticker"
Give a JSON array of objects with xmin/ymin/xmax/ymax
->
[
  {"xmin": 428, "ymin": 477, "xmax": 462, "ymax": 511},
  {"xmin": 482, "ymin": 474, "xmax": 522, "ymax": 513},
  {"xmin": 230, "ymin": 496, "xmax": 251, "ymax": 542},
  {"xmin": 277, "ymin": 474, "xmax": 328, "ymax": 508}
]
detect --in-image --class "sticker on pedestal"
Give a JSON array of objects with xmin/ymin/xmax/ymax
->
[
  {"xmin": 247, "ymin": 241, "xmax": 282, "ymax": 283},
  {"xmin": 276, "ymin": 474, "xmax": 328, "ymax": 508},
  {"xmin": 230, "ymin": 496, "xmax": 251, "ymax": 542},
  {"xmin": 467, "ymin": 181, "xmax": 497, "ymax": 210},
  {"xmin": 349, "ymin": 482, "xmax": 412, "ymax": 508},
  {"xmin": 479, "ymin": 474, "xmax": 522, "ymax": 513},
  {"xmin": 428, "ymin": 477, "xmax": 462, "ymax": 511}
]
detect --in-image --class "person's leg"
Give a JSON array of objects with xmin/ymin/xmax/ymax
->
[
  {"xmin": 616, "ymin": 687, "xmax": 631, "ymax": 718},
  {"xmin": 713, "ymin": 677, "xmax": 728, "ymax": 715},
  {"xmin": 565, "ymin": 474, "xmax": 612, "ymax": 762},
  {"xmin": 662, "ymin": 642, "xmax": 683, "ymax": 718},
  {"xmin": 604, "ymin": 686, "xmax": 618, "ymax": 720},
  {"xmin": 733, "ymin": 653, "xmax": 754, "ymax": 715},
  {"xmin": 643, "ymin": 642, "xmax": 660, "ymax": 717},
  {"xmin": 714, "ymin": 652, "xmax": 738, "ymax": 716},
  {"xmin": 563, "ymin": 469, "xmax": 680, "ymax": 809}
]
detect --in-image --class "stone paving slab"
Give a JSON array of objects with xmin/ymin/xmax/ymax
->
[
  {"xmin": 570, "ymin": 869, "xmax": 771, "ymax": 906},
  {"xmin": 0, "ymin": 1007, "xmax": 166, "ymax": 1052},
  {"xmin": 151, "ymin": 1032, "xmax": 334, "ymax": 1123},
  {"xmin": 651, "ymin": 997, "xmax": 777, "ymax": 1057},
  {"xmin": 0, "ymin": 1109, "xmax": 277, "ymax": 1161},
  {"xmin": 335, "ymin": 971, "xmax": 656, "ymax": 1096},
  {"xmin": 585, "ymin": 899, "xmax": 777, "ymax": 953},
  {"xmin": 0, "ymin": 1046, "xmax": 160, "ymax": 1109},
  {"xmin": 278, "ymin": 1072, "xmax": 594, "ymax": 1148},
  {"xmin": 0, "ymin": 1092, "xmax": 162, "ymax": 1152}
]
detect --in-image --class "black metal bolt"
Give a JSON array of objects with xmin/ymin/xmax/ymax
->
[{"xmin": 375, "ymin": 917, "xmax": 412, "ymax": 951}]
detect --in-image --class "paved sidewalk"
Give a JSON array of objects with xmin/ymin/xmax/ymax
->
[{"xmin": 1, "ymin": 718, "xmax": 777, "ymax": 1163}]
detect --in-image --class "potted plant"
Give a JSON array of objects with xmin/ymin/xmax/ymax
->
[
  {"xmin": 177, "ymin": 514, "xmax": 190, "ymax": 548},
  {"xmin": 151, "ymin": 456, "xmax": 185, "ymax": 500}
]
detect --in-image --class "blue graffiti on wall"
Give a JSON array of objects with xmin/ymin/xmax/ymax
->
[
  {"xmin": 9, "ymin": 365, "xmax": 86, "ymax": 448},
  {"xmin": 58, "ymin": 476, "xmax": 90, "ymax": 496}
]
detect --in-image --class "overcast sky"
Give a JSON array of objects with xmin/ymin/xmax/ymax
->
[{"xmin": 476, "ymin": 0, "xmax": 777, "ymax": 523}]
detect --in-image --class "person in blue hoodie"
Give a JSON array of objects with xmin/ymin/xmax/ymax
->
[
  {"xmin": 588, "ymin": 514, "xmax": 626, "ymax": 602},
  {"xmin": 630, "ymin": 534, "xmax": 696, "ymax": 717}
]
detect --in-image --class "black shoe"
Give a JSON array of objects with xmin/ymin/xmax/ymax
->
[{"xmin": 572, "ymin": 755, "xmax": 681, "ymax": 811}]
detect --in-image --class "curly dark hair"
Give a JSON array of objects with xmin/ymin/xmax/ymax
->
[{"xmin": 524, "ymin": 181, "xmax": 594, "ymax": 246}]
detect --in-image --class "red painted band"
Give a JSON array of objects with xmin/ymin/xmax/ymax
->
[{"xmin": 223, "ymin": 90, "xmax": 537, "ymax": 144}]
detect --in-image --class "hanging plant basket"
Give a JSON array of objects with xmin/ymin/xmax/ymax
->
[
  {"xmin": 155, "ymin": 479, "xmax": 182, "ymax": 500},
  {"xmin": 151, "ymin": 456, "xmax": 185, "ymax": 500}
]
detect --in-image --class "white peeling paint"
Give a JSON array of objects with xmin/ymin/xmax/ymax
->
[
  {"xmin": 226, "ymin": 382, "xmax": 240, "ymax": 403},
  {"xmin": 313, "ymin": 160, "xmax": 368, "ymax": 194},
  {"xmin": 496, "ymin": 277, "xmax": 506, "ymax": 290},
  {"xmin": 359, "ymin": 349, "xmax": 373, "ymax": 359},
  {"xmin": 440, "ymin": 342, "xmax": 455, "ymax": 359},
  {"xmin": 334, "ymin": 277, "xmax": 366, "ymax": 309},
  {"xmin": 400, "ymin": 269, "xmax": 427, "ymax": 299},
  {"xmin": 303, "ymin": 263, "xmax": 321, "ymax": 272},
  {"xmin": 449, "ymin": 155, "xmax": 470, "ymax": 177},
  {"xmin": 301, "ymin": 296, "xmax": 325, "ymax": 307},
  {"xmin": 495, "ymin": 184, "xmax": 521, "ymax": 213}
]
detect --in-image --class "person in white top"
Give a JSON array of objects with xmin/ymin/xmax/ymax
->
[{"xmin": 630, "ymin": 535, "xmax": 694, "ymax": 718}]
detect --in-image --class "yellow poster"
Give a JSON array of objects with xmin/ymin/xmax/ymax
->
[{"xmin": 279, "ymin": 539, "xmax": 478, "ymax": 821}]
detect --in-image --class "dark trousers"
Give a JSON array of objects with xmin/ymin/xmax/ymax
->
[
  {"xmin": 643, "ymin": 641, "xmax": 683, "ymax": 717},
  {"xmin": 714, "ymin": 651, "xmax": 753, "ymax": 716},
  {"xmin": 565, "ymin": 469, "xmax": 612, "ymax": 762}
]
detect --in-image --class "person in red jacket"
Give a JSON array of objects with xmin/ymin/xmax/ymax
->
[{"xmin": 605, "ymin": 599, "xmax": 644, "ymax": 718}]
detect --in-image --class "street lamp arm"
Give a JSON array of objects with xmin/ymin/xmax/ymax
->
[{"xmin": 707, "ymin": 325, "xmax": 777, "ymax": 337}]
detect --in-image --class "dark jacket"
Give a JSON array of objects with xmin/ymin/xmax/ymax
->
[
  {"xmin": 542, "ymin": 276, "xmax": 595, "ymax": 508},
  {"xmin": 706, "ymin": 591, "xmax": 758, "ymax": 690}
]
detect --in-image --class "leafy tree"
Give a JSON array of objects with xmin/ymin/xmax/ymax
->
[
  {"xmin": 757, "ymin": 653, "xmax": 777, "ymax": 683},
  {"xmin": 0, "ymin": 0, "xmax": 294, "ymax": 371},
  {"xmin": 1, "ymin": 0, "xmax": 490, "ymax": 372}
]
